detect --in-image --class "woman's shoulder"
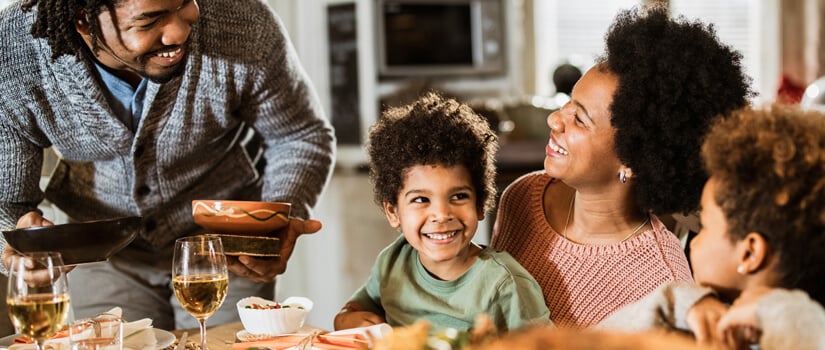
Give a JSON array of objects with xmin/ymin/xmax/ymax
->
[
  {"xmin": 647, "ymin": 215, "xmax": 687, "ymax": 251},
  {"xmin": 634, "ymin": 214, "xmax": 693, "ymax": 281},
  {"xmin": 508, "ymin": 170, "xmax": 551, "ymax": 187},
  {"xmin": 500, "ymin": 171, "xmax": 551, "ymax": 201}
]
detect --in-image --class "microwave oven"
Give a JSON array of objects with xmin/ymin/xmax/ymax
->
[{"xmin": 376, "ymin": 0, "xmax": 506, "ymax": 78}]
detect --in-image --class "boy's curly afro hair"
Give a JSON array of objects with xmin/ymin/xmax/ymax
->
[
  {"xmin": 702, "ymin": 106, "xmax": 825, "ymax": 306},
  {"xmin": 603, "ymin": 5, "xmax": 753, "ymax": 215},
  {"xmin": 367, "ymin": 92, "xmax": 499, "ymax": 214}
]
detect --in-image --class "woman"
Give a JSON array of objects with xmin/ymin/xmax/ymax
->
[{"xmin": 491, "ymin": 5, "xmax": 752, "ymax": 328}]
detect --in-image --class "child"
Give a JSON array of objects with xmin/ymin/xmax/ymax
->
[
  {"xmin": 596, "ymin": 106, "xmax": 825, "ymax": 349},
  {"xmin": 333, "ymin": 93, "xmax": 550, "ymax": 332}
]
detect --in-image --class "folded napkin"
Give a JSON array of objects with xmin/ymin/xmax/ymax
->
[
  {"xmin": 232, "ymin": 324, "xmax": 392, "ymax": 350},
  {"xmin": 10, "ymin": 307, "xmax": 155, "ymax": 350},
  {"xmin": 103, "ymin": 307, "xmax": 157, "ymax": 350}
]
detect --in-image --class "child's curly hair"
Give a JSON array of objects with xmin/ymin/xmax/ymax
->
[
  {"xmin": 367, "ymin": 92, "xmax": 499, "ymax": 214},
  {"xmin": 603, "ymin": 5, "xmax": 753, "ymax": 216},
  {"xmin": 702, "ymin": 106, "xmax": 825, "ymax": 305}
]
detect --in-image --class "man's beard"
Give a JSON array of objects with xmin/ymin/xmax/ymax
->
[
  {"xmin": 91, "ymin": 36, "xmax": 191, "ymax": 84},
  {"xmin": 141, "ymin": 57, "xmax": 187, "ymax": 84}
]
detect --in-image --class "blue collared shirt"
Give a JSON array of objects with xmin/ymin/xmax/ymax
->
[{"xmin": 94, "ymin": 63, "xmax": 147, "ymax": 133}]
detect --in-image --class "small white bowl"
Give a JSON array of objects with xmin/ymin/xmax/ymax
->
[{"xmin": 236, "ymin": 296, "xmax": 313, "ymax": 335}]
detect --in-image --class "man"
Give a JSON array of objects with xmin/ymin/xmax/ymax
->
[{"xmin": 0, "ymin": 0, "xmax": 335, "ymax": 329}]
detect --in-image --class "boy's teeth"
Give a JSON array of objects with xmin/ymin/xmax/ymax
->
[{"xmin": 425, "ymin": 231, "xmax": 457, "ymax": 240}]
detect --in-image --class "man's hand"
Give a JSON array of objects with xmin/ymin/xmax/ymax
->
[
  {"xmin": 3, "ymin": 211, "xmax": 75, "ymax": 277},
  {"xmin": 227, "ymin": 217, "xmax": 321, "ymax": 282},
  {"xmin": 3, "ymin": 211, "xmax": 54, "ymax": 270}
]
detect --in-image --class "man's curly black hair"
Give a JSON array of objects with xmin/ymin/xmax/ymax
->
[
  {"xmin": 367, "ymin": 92, "xmax": 499, "ymax": 214},
  {"xmin": 702, "ymin": 106, "xmax": 825, "ymax": 306},
  {"xmin": 601, "ymin": 5, "xmax": 753, "ymax": 216},
  {"xmin": 21, "ymin": 0, "xmax": 119, "ymax": 60}
]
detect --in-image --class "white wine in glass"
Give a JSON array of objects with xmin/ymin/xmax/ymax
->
[
  {"xmin": 6, "ymin": 252, "xmax": 71, "ymax": 350},
  {"xmin": 172, "ymin": 236, "xmax": 228, "ymax": 350}
]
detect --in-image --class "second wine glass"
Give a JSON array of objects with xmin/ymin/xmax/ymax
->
[
  {"xmin": 172, "ymin": 236, "xmax": 228, "ymax": 350},
  {"xmin": 6, "ymin": 252, "xmax": 71, "ymax": 350}
]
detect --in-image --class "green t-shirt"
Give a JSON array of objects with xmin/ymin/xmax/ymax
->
[{"xmin": 349, "ymin": 235, "xmax": 551, "ymax": 331}]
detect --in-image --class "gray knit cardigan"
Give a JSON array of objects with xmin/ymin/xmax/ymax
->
[{"xmin": 0, "ymin": 0, "xmax": 335, "ymax": 255}]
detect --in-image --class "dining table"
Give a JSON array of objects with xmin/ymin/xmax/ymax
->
[
  {"xmin": 171, "ymin": 322, "xmax": 245, "ymax": 350},
  {"xmin": 180, "ymin": 322, "xmax": 713, "ymax": 350},
  {"xmin": 171, "ymin": 322, "xmax": 328, "ymax": 350}
]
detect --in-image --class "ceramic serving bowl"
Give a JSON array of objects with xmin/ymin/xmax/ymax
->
[
  {"xmin": 2, "ymin": 216, "xmax": 142, "ymax": 265},
  {"xmin": 237, "ymin": 296, "xmax": 313, "ymax": 335},
  {"xmin": 192, "ymin": 200, "xmax": 291, "ymax": 235}
]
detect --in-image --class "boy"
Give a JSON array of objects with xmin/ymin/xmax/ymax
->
[{"xmin": 334, "ymin": 93, "xmax": 550, "ymax": 331}]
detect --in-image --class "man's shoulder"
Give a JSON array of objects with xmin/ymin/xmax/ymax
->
[
  {"xmin": 0, "ymin": 5, "xmax": 37, "ymax": 52},
  {"xmin": 197, "ymin": 0, "xmax": 281, "ymax": 38},
  {"xmin": 194, "ymin": 0, "xmax": 286, "ymax": 60},
  {"xmin": 0, "ymin": 6, "xmax": 48, "ymax": 91}
]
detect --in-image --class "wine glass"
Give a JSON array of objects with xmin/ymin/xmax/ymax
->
[
  {"xmin": 6, "ymin": 252, "xmax": 71, "ymax": 350},
  {"xmin": 172, "ymin": 236, "xmax": 228, "ymax": 350}
]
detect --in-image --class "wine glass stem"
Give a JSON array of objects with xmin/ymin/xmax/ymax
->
[
  {"xmin": 33, "ymin": 339, "xmax": 44, "ymax": 350},
  {"xmin": 198, "ymin": 318, "xmax": 208, "ymax": 350}
]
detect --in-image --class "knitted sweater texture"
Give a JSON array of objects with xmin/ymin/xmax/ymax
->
[
  {"xmin": 491, "ymin": 172, "xmax": 693, "ymax": 328},
  {"xmin": 0, "ymin": 0, "xmax": 334, "ymax": 252},
  {"xmin": 598, "ymin": 282, "xmax": 825, "ymax": 350}
]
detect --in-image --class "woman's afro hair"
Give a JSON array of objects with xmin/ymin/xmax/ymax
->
[{"xmin": 602, "ymin": 5, "xmax": 753, "ymax": 215}]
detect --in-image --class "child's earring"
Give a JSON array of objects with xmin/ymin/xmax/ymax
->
[{"xmin": 736, "ymin": 265, "xmax": 747, "ymax": 274}]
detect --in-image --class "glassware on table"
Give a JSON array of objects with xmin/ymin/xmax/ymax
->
[
  {"xmin": 6, "ymin": 252, "xmax": 71, "ymax": 350},
  {"xmin": 68, "ymin": 313, "xmax": 124, "ymax": 350},
  {"xmin": 172, "ymin": 235, "xmax": 229, "ymax": 350}
]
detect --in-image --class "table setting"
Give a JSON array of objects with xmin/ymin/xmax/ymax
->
[
  {"xmin": 0, "ymin": 218, "xmax": 178, "ymax": 350},
  {"xmin": 0, "ymin": 200, "xmax": 295, "ymax": 350},
  {"xmin": 229, "ymin": 295, "xmax": 390, "ymax": 350},
  {"xmin": 1, "ymin": 198, "xmax": 727, "ymax": 350},
  {"xmin": 0, "ymin": 306, "xmax": 173, "ymax": 350}
]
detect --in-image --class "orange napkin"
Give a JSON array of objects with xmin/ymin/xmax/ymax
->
[
  {"xmin": 13, "ymin": 329, "xmax": 70, "ymax": 344},
  {"xmin": 232, "ymin": 333, "xmax": 367, "ymax": 350}
]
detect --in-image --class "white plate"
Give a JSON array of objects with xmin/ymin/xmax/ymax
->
[{"xmin": 0, "ymin": 334, "xmax": 16, "ymax": 350}]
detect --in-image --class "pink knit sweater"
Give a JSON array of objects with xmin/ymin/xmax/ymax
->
[{"xmin": 491, "ymin": 172, "xmax": 693, "ymax": 329}]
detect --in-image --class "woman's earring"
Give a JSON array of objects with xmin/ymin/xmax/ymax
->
[
  {"xmin": 736, "ymin": 265, "xmax": 746, "ymax": 274},
  {"xmin": 619, "ymin": 171, "xmax": 627, "ymax": 184}
]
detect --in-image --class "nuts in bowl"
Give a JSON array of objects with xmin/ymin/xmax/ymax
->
[{"xmin": 237, "ymin": 296, "xmax": 313, "ymax": 335}]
